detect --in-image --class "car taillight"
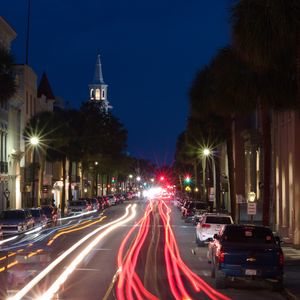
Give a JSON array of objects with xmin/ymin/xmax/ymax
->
[
  {"xmin": 201, "ymin": 223, "xmax": 211, "ymax": 228},
  {"xmin": 279, "ymin": 252, "xmax": 284, "ymax": 265},
  {"xmin": 218, "ymin": 249, "xmax": 225, "ymax": 263}
]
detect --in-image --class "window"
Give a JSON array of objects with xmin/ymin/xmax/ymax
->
[
  {"xmin": 223, "ymin": 226, "xmax": 275, "ymax": 244},
  {"xmin": 205, "ymin": 216, "xmax": 232, "ymax": 224},
  {"xmin": 95, "ymin": 89, "xmax": 100, "ymax": 100},
  {"xmin": 102, "ymin": 89, "xmax": 105, "ymax": 99},
  {"xmin": 90, "ymin": 89, "xmax": 94, "ymax": 99},
  {"xmin": 26, "ymin": 91, "xmax": 28, "ymax": 114}
]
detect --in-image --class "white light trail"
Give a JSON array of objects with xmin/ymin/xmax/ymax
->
[
  {"xmin": 39, "ymin": 204, "xmax": 137, "ymax": 300},
  {"xmin": 25, "ymin": 226, "xmax": 43, "ymax": 235},
  {"xmin": 58, "ymin": 209, "xmax": 99, "ymax": 221},
  {"xmin": 0, "ymin": 235, "xmax": 18, "ymax": 246},
  {"xmin": 8, "ymin": 205, "xmax": 134, "ymax": 300}
]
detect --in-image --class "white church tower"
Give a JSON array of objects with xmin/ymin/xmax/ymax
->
[{"xmin": 88, "ymin": 53, "xmax": 112, "ymax": 112}]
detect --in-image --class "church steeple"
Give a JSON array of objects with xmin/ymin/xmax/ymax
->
[
  {"xmin": 88, "ymin": 53, "xmax": 111, "ymax": 112},
  {"xmin": 93, "ymin": 54, "xmax": 104, "ymax": 84}
]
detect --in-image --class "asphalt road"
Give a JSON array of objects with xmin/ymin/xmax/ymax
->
[{"xmin": 0, "ymin": 199, "xmax": 288, "ymax": 300}]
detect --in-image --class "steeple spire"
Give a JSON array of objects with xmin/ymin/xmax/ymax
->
[
  {"xmin": 88, "ymin": 52, "xmax": 112, "ymax": 112},
  {"xmin": 93, "ymin": 53, "xmax": 104, "ymax": 84}
]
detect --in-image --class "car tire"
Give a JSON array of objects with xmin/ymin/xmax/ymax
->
[
  {"xmin": 272, "ymin": 277, "xmax": 283, "ymax": 292},
  {"xmin": 215, "ymin": 269, "xmax": 227, "ymax": 289}
]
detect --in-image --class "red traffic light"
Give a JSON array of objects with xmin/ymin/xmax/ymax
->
[{"xmin": 159, "ymin": 176, "xmax": 165, "ymax": 181}]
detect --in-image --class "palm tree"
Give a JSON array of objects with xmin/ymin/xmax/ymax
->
[
  {"xmin": 0, "ymin": 46, "xmax": 16, "ymax": 103},
  {"xmin": 231, "ymin": 0, "xmax": 300, "ymax": 225}
]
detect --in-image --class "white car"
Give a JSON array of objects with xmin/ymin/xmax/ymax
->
[{"xmin": 195, "ymin": 213, "xmax": 233, "ymax": 246}]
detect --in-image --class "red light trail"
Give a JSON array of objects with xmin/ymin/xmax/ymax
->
[{"xmin": 116, "ymin": 200, "xmax": 231, "ymax": 300}]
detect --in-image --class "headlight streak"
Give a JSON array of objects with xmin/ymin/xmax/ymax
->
[
  {"xmin": 36, "ymin": 204, "xmax": 137, "ymax": 300},
  {"xmin": 7, "ymin": 205, "xmax": 132, "ymax": 300},
  {"xmin": 0, "ymin": 235, "xmax": 18, "ymax": 246},
  {"xmin": 158, "ymin": 200, "xmax": 231, "ymax": 300},
  {"xmin": 58, "ymin": 209, "xmax": 98, "ymax": 221},
  {"xmin": 2, "ymin": 214, "xmax": 102, "ymax": 251},
  {"xmin": 116, "ymin": 200, "xmax": 159, "ymax": 300},
  {"xmin": 0, "ymin": 212, "xmax": 101, "ymax": 248},
  {"xmin": 25, "ymin": 226, "xmax": 43, "ymax": 235},
  {"xmin": 47, "ymin": 217, "xmax": 105, "ymax": 246}
]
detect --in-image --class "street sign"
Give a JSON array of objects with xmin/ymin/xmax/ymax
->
[
  {"xmin": 236, "ymin": 194, "xmax": 244, "ymax": 204},
  {"xmin": 247, "ymin": 203, "xmax": 257, "ymax": 215}
]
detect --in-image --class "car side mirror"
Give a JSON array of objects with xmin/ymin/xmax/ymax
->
[{"xmin": 213, "ymin": 233, "xmax": 219, "ymax": 240}]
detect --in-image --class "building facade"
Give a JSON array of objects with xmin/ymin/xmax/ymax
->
[
  {"xmin": 0, "ymin": 16, "xmax": 17, "ymax": 210},
  {"xmin": 272, "ymin": 110, "xmax": 300, "ymax": 245}
]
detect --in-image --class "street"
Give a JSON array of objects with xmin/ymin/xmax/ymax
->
[{"xmin": 0, "ymin": 199, "xmax": 290, "ymax": 300}]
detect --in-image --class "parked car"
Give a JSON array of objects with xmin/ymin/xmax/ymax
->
[
  {"xmin": 0, "ymin": 209, "xmax": 35, "ymax": 234},
  {"xmin": 183, "ymin": 202, "xmax": 208, "ymax": 223},
  {"xmin": 30, "ymin": 208, "xmax": 47, "ymax": 227},
  {"xmin": 68, "ymin": 200, "xmax": 92, "ymax": 215},
  {"xmin": 196, "ymin": 213, "xmax": 233, "ymax": 246},
  {"xmin": 86, "ymin": 198, "xmax": 98, "ymax": 210},
  {"xmin": 107, "ymin": 195, "xmax": 117, "ymax": 205},
  {"xmin": 41, "ymin": 205, "xmax": 58, "ymax": 226},
  {"xmin": 207, "ymin": 224, "xmax": 284, "ymax": 290},
  {"xmin": 97, "ymin": 196, "xmax": 109, "ymax": 209},
  {"xmin": 116, "ymin": 194, "xmax": 125, "ymax": 204}
]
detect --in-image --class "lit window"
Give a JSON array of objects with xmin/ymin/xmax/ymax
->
[
  {"xmin": 95, "ymin": 89, "xmax": 100, "ymax": 100},
  {"xmin": 90, "ymin": 89, "xmax": 94, "ymax": 99}
]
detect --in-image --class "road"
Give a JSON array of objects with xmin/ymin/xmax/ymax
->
[{"xmin": 0, "ymin": 198, "xmax": 286, "ymax": 300}]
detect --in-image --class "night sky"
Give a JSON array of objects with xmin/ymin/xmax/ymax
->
[{"xmin": 2, "ymin": 0, "xmax": 231, "ymax": 166}]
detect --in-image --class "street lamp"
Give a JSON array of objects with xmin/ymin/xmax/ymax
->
[
  {"xmin": 30, "ymin": 136, "xmax": 39, "ymax": 207},
  {"xmin": 136, "ymin": 176, "xmax": 141, "ymax": 182},
  {"xmin": 201, "ymin": 147, "xmax": 215, "ymax": 207}
]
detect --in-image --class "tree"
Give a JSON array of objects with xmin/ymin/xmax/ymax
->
[
  {"xmin": 231, "ymin": 0, "xmax": 300, "ymax": 225},
  {"xmin": 0, "ymin": 46, "xmax": 16, "ymax": 102}
]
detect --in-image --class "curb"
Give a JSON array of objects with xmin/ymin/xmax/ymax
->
[{"xmin": 282, "ymin": 288, "xmax": 299, "ymax": 300}]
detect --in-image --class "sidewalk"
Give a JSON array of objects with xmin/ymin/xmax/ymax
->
[{"xmin": 282, "ymin": 244, "xmax": 300, "ymax": 299}]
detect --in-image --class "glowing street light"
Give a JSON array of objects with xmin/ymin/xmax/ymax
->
[
  {"xmin": 30, "ymin": 136, "xmax": 39, "ymax": 146},
  {"xmin": 136, "ymin": 176, "xmax": 141, "ymax": 182},
  {"xmin": 30, "ymin": 136, "xmax": 39, "ymax": 207},
  {"xmin": 129, "ymin": 174, "xmax": 133, "ymax": 179},
  {"xmin": 203, "ymin": 148, "xmax": 211, "ymax": 156}
]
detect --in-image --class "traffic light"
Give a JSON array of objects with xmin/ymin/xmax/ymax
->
[
  {"xmin": 112, "ymin": 177, "xmax": 115, "ymax": 183},
  {"xmin": 159, "ymin": 176, "xmax": 165, "ymax": 181},
  {"xmin": 184, "ymin": 175, "xmax": 191, "ymax": 184}
]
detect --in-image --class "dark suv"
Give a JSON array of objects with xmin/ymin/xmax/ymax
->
[{"xmin": 208, "ymin": 224, "xmax": 284, "ymax": 290}]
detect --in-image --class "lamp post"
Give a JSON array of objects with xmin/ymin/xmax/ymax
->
[
  {"xmin": 30, "ymin": 136, "xmax": 39, "ymax": 207},
  {"xmin": 202, "ymin": 148, "xmax": 216, "ymax": 210}
]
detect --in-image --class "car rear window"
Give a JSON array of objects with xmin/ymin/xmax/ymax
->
[
  {"xmin": 223, "ymin": 226, "xmax": 275, "ymax": 244},
  {"xmin": 30, "ymin": 210, "xmax": 41, "ymax": 217},
  {"xmin": 70, "ymin": 201, "xmax": 86, "ymax": 206},
  {"xmin": 205, "ymin": 216, "xmax": 232, "ymax": 224},
  {"xmin": 0, "ymin": 210, "xmax": 25, "ymax": 219}
]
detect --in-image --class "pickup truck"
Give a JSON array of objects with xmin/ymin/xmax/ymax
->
[{"xmin": 208, "ymin": 224, "xmax": 284, "ymax": 290}]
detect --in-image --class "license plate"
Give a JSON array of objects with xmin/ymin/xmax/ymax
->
[{"xmin": 245, "ymin": 269, "xmax": 257, "ymax": 276}]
